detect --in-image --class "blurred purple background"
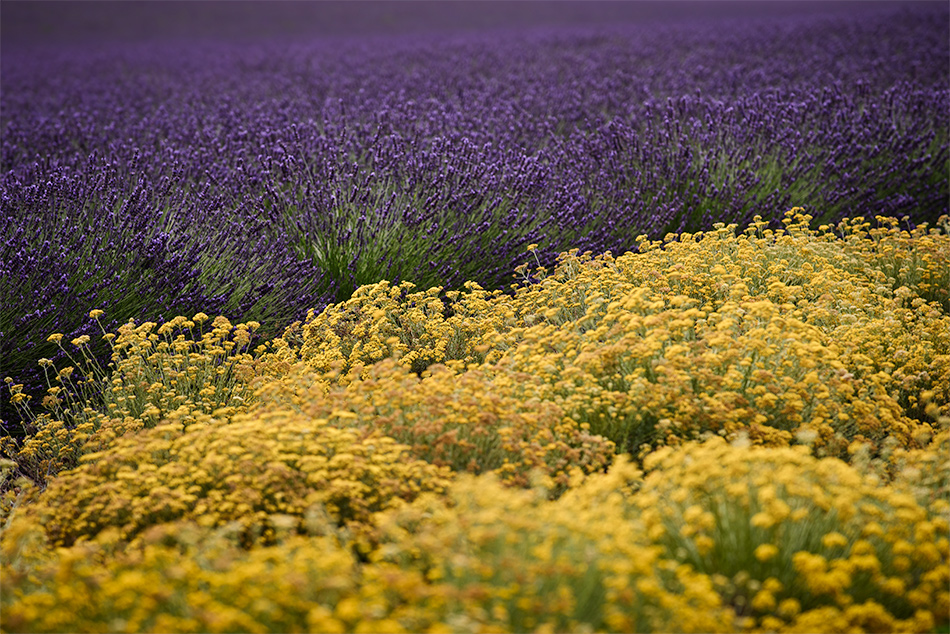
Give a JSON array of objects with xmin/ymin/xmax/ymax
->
[{"xmin": 3, "ymin": 1, "xmax": 942, "ymax": 48}]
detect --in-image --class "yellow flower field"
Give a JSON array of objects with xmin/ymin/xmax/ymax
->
[{"xmin": 2, "ymin": 211, "xmax": 948, "ymax": 633}]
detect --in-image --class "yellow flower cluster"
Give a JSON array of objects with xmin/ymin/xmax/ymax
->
[
  {"xmin": 1, "ymin": 458, "xmax": 728, "ymax": 634},
  {"xmin": 613, "ymin": 212, "xmax": 950, "ymax": 428},
  {"xmin": 1, "ymin": 312, "xmax": 266, "ymax": 488},
  {"xmin": 366, "ymin": 463, "xmax": 734, "ymax": 633},
  {"xmin": 23, "ymin": 411, "xmax": 450, "ymax": 549},
  {"xmin": 635, "ymin": 437, "xmax": 949, "ymax": 633},
  {"xmin": 266, "ymin": 210, "xmax": 948, "ymax": 460},
  {"xmin": 253, "ymin": 358, "xmax": 615, "ymax": 489},
  {"xmin": 887, "ymin": 428, "xmax": 950, "ymax": 517},
  {"xmin": 292, "ymin": 279, "xmax": 506, "ymax": 379},
  {"xmin": 5, "ymin": 441, "xmax": 946, "ymax": 632},
  {"xmin": 2, "ymin": 516, "xmax": 366, "ymax": 633},
  {"xmin": 840, "ymin": 215, "xmax": 950, "ymax": 313}
]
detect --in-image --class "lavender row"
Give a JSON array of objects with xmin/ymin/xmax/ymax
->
[{"xmin": 2, "ymin": 4, "xmax": 948, "ymax": 425}]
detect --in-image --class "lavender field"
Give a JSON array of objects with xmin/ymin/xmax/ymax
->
[
  {"xmin": 1, "ymin": 3, "xmax": 949, "ymax": 632},
  {"xmin": 3, "ymin": 1, "xmax": 948, "ymax": 427}
]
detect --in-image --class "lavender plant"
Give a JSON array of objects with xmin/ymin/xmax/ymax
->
[{"xmin": 1, "ymin": 163, "xmax": 335, "ymax": 429}]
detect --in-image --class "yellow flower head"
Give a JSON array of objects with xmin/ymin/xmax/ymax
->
[
  {"xmin": 751, "ymin": 512, "xmax": 777, "ymax": 529},
  {"xmin": 821, "ymin": 531, "xmax": 849, "ymax": 550},
  {"xmin": 754, "ymin": 543, "xmax": 780, "ymax": 562}
]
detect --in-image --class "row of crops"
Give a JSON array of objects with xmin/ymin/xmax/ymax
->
[{"xmin": 1, "ymin": 3, "xmax": 949, "ymax": 633}]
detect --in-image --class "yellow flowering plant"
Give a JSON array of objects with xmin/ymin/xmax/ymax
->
[
  {"xmin": 294, "ymin": 279, "xmax": 507, "ymax": 379},
  {"xmin": 253, "ymin": 358, "xmax": 615, "ymax": 490},
  {"xmin": 368, "ymin": 461, "xmax": 735, "ymax": 633},
  {"xmin": 1, "ymin": 311, "xmax": 270, "ymax": 489},
  {"xmin": 484, "ymin": 210, "xmax": 947, "ymax": 458},
  {"xmin": 1, "ymin": 515, "xmax": 369, "ymax": 634},
  {"xmin": 634, "ymin": 437, "xmax": 949, "ymax": 633},
  {"xmin": 276, "ymin": 210, "xmax": 948, "ymax": 464},
  {"xmin": 887, "ymin": 425, "xmax": 950, "ymax": 518},
  {"xmin": 20, "ymin": 409, "xmax": 452, "ymax": 550},
  {"xmin": 614, "ymin": 211, "xmax": 950, "ymax": 424}
]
